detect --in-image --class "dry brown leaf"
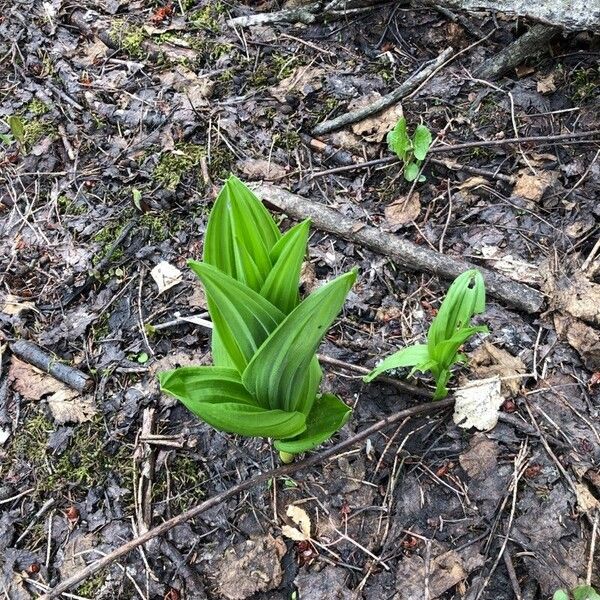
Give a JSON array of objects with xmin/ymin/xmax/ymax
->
[
  {"xmin": 150, "ymin": 261, "xmax": 183, "ymax": 294},
  {"xmin": 545, "ymin": 270, "xmax": 600, "ymax": 326},
  {"xmin": 469, "ymin": 341, "xmax": 527, "ymax": 396},
  {"xmin": 457, "ymin": 176, "xmax": 489, "ymax": 191},
  {"xmin": 575, "ymin": 483, "xmax": 600, "ymax": 514},
  {"xmin": 281, "ymin": 505, "xmax": 311, "ymax": 542},
  {"xmin": 554, "ymin": 314, "xmax": 600, "ymax": 371},
  {"xmin": 8, "ymin": 357, "xmax": 95, "ymax": 424},
  {"xmin": 269, "ymin": 66, "xmax": 325, "ymax": 102},
  {"xmin": 384, "ymin": 194, "xmax": 420, "ymax": 230},
  {"xmin": 453, "ymin": 376, "xmax": 504, "ymax": 431},
  {"xmin": 537, "ymin": 73, "xmax": 556, "ymax": 94},
  {"xmin": 459, "ymin": 434, "xmax": 499, "ymax": 480},
  {"xmin": 480, "ymin": 246, "xmax": 543, "ymax": 286},
  {"xmin": 1, "ymin": 294, "xmax": 35, "ymax": 316},
  {"xmin": 512, "ymin": 169, "xmax": 558, "ymax": 202},
  {"xmin": 350, "ymin": 94, "xmax": 403, "ymax": 142},
  {"xmin": 515, "ymin": 64, "xmax": 535, "ymax": 78},
  {"xmin": 237, "ymin": 158, "xmax": 287, "ymax": 181}
]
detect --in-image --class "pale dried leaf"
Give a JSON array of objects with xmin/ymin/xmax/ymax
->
[
  {"xmin": 537, "ymin": 73, "xmax": 556, "ymax": 94},
  {"xmin": 575, "ymin": 483, "xmax": 600, "ymax": 514},
  {"xmin": 351, "ymin": 94, "xmax": 403, "ymax": 142},
  {"xmin": 281, "ymin": 525, "xmax": 308, "ymax": 542},
  {"xmin": 151, "ymin": 261, "xmax": 183, "ymax": 294},
  {"xmin": 1, "ymin": 294, "xmax": 36, "ymax": 316},
  {"xmin": 47, "ymin": 389, "xmax": 96, "ymax": 424},
  {"xmin": 453, "ymin": 376, "xmax": 504, "ymax": 431},
  {"xmin": 9, "ymin": 357, "xmax": 65, "ymax": 400},
  {"xmin": 470, "ymin": 341, "xmax": 527, "ymax": 396},
  {"xmin": 480, "ymin": 246, "xmax": 543, "ymax": 286},
  {"xmin": 269, "ymin": 67, "xmax": 325, "ymax": 102},
  {"xmin": 286, "ymin": 504, "xmax": 311, "ymax": 538},
  {"xmin": 237, "ymin": 158, "xmax": 287, "ymax": 181},
  {"xmin": 384, "ymin": 193, "xmax": 420, "ymax": 230},
  {"xmin": 513, "ymin": 170, "xmax": 558, "ymax": 202}
]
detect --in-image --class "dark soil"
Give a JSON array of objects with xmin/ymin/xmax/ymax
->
[{"xmin": 1, "ymin": 1, "xmax": 599, "ymax": 599}]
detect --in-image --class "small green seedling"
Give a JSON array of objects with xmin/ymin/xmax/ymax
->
[
  {"xmin": 160, "ymin": 176, "xmax": 356, "ymax": 462},
  {"xmin": 387, "ymin": 117, "xmax": 432, "ymax": 182},
  {"xmin": 554, "ymin": 586, "xmax": 600, "ymax": 600},
  {"xmin": 8, "ymin": 115, "xmax": 25, "ymax": 147},
  {"xmin": 364, "ymin": 270, "xmax": 487, "ymax": 399}
]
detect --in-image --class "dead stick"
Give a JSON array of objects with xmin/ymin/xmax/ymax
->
[
  {"xmin": 40, "ymin": 397, "xmax": 454, "ymax": 599},
  {"xmin": 254, "ymin": 183, "xmax": 544, "ymax": 313},
  {"xmin": 312, "ymin": 47, "xmax": 453, "ymax": 136},
  {"xmin": 10, "ymin": 340, "xmax": 93, "ymax": 393}
]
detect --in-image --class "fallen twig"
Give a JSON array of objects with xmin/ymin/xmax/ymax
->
[
  {"xmin": 312, "ymin": 47, "xmax": 454, "ymax": 136},
  {"xmin": 254, "ymin": 183, "xmax": 544, "ymax": 313},
  {"xmin": 10, "ymin": 340, "xmax": 93, "ymax": 393},
  {"xmin": 40, "ymin": 397, "xmax": 454, "ymax": 598}
]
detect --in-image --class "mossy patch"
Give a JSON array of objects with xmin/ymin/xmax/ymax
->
[
  {"xmin": 109, "ymin": 19, "xmax": 147, "ymax": 58},
  {"xmin": 27, "ymin": 99, "xmax": 49, "ymax": 116},
  {"xmin": 6, "ymin": 409, "xmax": 132, "ymax": 499},
  {"xmin": 153, "ymin": 453, "xmax": 205, "ymax": 513},
  {"xmin": 154, "ymin": 143, "xmax": 205, "ymax": 190}
]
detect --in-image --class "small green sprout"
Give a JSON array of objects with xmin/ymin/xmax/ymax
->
[
  {"xmin": 554, "ymin": 586, "xmax": 600, "ymax": 600},
  {"xmin": 364, "ymin": 270, "xmax": 487, "ymax": 399},
  {"xmin": 387, "ymin": 117, "xmax": 432, "ymax": 182},
  {"xmin": 159, "ymin": 176, "xmax": 356, "ymax": 462},
  {"xmin": 8, "ymin": 115, "xmax": 25, "ymax": 146}
]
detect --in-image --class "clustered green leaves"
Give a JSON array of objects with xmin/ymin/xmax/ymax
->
[
  {"xmin": 554, "ymin": 586, "xmax": 600, "ymax": 600},
  {"xmin": 159, "ymin": 176, "xmax": 356, "ymax": 462},
  {"xmin": 364, "ymin": 270, "xmax": 487, "ymax": 399},
  {"xmin": 387, "ymin": 117, "xmax": 432, "ymax": 182}
]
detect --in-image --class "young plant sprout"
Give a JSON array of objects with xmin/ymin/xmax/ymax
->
[
  {"xmin": 364, "ymin": 270, "xmax": 487, "ymax": 399},
  {"xmin": 387, "ymin": 117, "xmax": 433, "ymax": 182},
  {"xmin": 159, "ymin": 176, "xmax": 356, "ymax": 463}
]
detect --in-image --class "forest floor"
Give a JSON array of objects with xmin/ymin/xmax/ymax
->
[{"xmin": 1, "ymin": 1, "xmax": 600, "ymax": 599}]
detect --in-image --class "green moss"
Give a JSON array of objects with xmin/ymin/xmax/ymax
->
[
  {"xmin": 57, "ymin": 195, "xmax": 87, "ymax": 216},
  {"xmin": 110, "ymin": 19, "xmax": 146, "ymax": 58},
  {"xmin": 153, "ymin": 143, "xmax": 205, "ymax": 190},
  {"xmin": 189, "ymin": 2, "xmax": 224, "ymax": 33},
  {"xmin": 272, "ymin": 52, "xmax": 298, "ymax": 79},
  {"xmin": 76, "ymin": 571, "xmax": 106, "ymax": 596},
  {"xmin": 571, "ymin": 66, "xmax": 599, "ymax": 103},
  {"xmin": 7, "ymin": 410, "xmax": 132, "ymax": 498},
  {"xmin": 27, "ymin": 99, "xmax": 49, "ymax": 116},
  {"xmin": 153, "ymin": 453, "xmax": 205, "ymax": 513}
]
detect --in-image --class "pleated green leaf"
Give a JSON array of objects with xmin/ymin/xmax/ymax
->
[
  {"xmin": 274, "ymin": 393, "xmax": 351, "ymax": 454},
  {"xmin": 413, "ymin": 124, "xmax": 432, "ymax": 161},
  {"xmin": 363, "ymin": 344, "xmax": 430, "ymax": 382},
  {"xmin": 427, "ymin": 270, "xmax": 485, "ymax": 351},
  {"xmin": 203, "ymin": 175, "xmax": 280, "ymax": 289},
  {"xmin": 260, "ymin": 219, "xmax": 310, "ymax": 314},
  {"xmin": 243, "ymin": 270, "xmax": 356, "ymax": 413},
  {"xmin": 188, "ymin": 261, "xmax": 284, "ymax": 376},
  {"xmin": 159, "ymin": 366, "xmax": 306, "ymax": 439}
]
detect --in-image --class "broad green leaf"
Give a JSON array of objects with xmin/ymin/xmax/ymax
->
[
  {"xmin": 159, "ymin": 366, "xmax": 306, "ymax": 438},
  {"xmin": 430, "ymin": 326, "xmax": 488, "ymax": 366},
  {"xmin": 8, "ymin": 116, "xmax": 24, "ymax": 145},
  {"xmin": 413, "ymin": 124, "xmax": 432, "ymax": 161},
  {"xmin": 404, "ymin": 162, "xmax": 420, "ymax": 182},
  {"xmin": 294, "ymin": 356, "xmax": 323, "ymax": 416},
  {"xmin": 428, "ymin": 270, "xmax": 486, "ymax": 351},
  {"xmin": 203, "ymin": 175, "xmax": 280, "ymax": 288},
  {"xmin": 574, "ymin": 586, "xmax": 600, "ymax": 600},
  {"xmin": 553, "ymin": 592, "xmax": 569, "ymax": 600},
  {"xmin": 210, "ymin": 327, "xmax": 237, "ymax": 369},
  {"xmin": 274, "ymin": 393, "xmax": 351, "ymax": 454},
  {"xmin": 243, "ymin": 270, "xmax": 357, "ymax": 412},
  {"xmin": 189, "ymin": 261, "xmax": 284, "ymax": 375},
  {"xmin": 387, "ymin": 117, "xmax": 410, "ymax": 160},
  {"xmin": 363, "ymin": 344, "xmax": 430, "ymax": 382},
  {"xmin": 260, "ymin": 220, "xmax": 310, "ymax": 314}
]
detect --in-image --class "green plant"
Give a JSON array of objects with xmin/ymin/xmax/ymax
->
[
  {"xmin": 8, "ymin": 115, "xmax": 24, "ymax": 146},
  {"xmin": 364, "ymin": 270, "xmax": 487, "ymax": 399},
  {"xmin": 387, "ymin": 117, "xmax": 432, "ymax": 182},
  {"xmin": 159, "ymin": 176, "xmax": 356, "ymax": 462},
  {"xmin": 554, "ymin": 586, "xmax": 600, "ymax": 600}
]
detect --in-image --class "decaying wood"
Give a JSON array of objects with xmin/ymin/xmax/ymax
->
[
  {"xmin": 40, "ymin": 397, "xmax": 455, "ymax": 599},
  {"xmin": 475, "ymin": 24, "xmax": 560, "ymax": 80},
  {"xmin": 312, "ymin": 47, "xmax": 454, "ymax": 136},
  {"xmin": 10, "ymin": 340, "xmax": 93, "ymax": 393},
  {"xmin": 439, "ymin": 0, "xmax": 600, "ymax": 32},
  {"xmin": 254, "ymin": 183, "xmax": 545, "ymax": 314}
]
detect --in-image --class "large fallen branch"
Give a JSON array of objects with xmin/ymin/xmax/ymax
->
[
  {"xmin": 254, "ymin": 183, "xmax": 545, "ymax": 313},
  {"xmin": 40, "ymin": 396, "xmax": 454, "ymax": 598}
]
